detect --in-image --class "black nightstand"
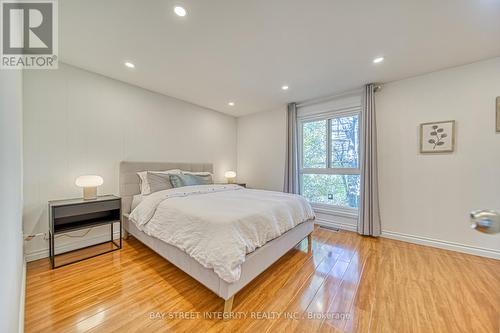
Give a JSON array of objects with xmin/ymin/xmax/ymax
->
[{"xmin": 48, "ymin": 195, "xmax": 122, "ymax": 268}]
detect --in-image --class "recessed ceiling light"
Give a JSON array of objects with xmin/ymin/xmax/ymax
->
[
  {"xmin": 174, "ymin": 6, "xmax": 187, "ymax": 17},
  {"xmin": 228, "ymin": 102, "xmax": 235, "ymax": 106},
  {"xmin": 281, "ymin": 85, "xmax": 289, "ymax": 90},
  {"xmin": 124, "ymin": 62, "xmax": 135, "ymax": 68},
  {"xmin": 373, "ymin": 57, "xmax": 384, "ymax": 64}
]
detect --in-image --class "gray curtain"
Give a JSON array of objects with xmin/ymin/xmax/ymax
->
[
  {"xmin": 358, "ymin": 84, "xmax": 381, "ymax": 236},
  {"xmin": 283, "ymin": 103, "xmax": 299, "ymax": 194}
]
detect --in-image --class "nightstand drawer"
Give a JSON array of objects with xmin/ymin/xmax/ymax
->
[{"xmin": 53, "ymin": 199, "xmax": 120, "ymax": 218}]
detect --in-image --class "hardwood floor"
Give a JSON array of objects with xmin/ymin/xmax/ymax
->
[{"xmin": 25, "ymin": 227, "xmax": 500, "ymax": 333}]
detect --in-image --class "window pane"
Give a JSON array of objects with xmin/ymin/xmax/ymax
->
[
  {"xmin": 302, "ymin": 120, "xmax": 327, "ymax": 168},
  {"xmin": 330, "ymin": 115, "xmax": 359, "ymax": 168},
  {"xmin": 301, "ymin": 174, "xmax": 360, "ymax": 208}
]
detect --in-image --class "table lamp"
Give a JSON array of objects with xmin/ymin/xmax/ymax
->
[
  {"xmin": 75, "ymin": 175, "xmax": 103, "ymax": 200},
  {"xmin": 224, "ymin": 171, "xmax": 236, "ymax": 184}
]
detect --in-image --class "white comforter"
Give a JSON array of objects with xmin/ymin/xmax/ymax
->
[{"xmin": 129, "ymin": 184, "xmax": 315, "ymax": 283}]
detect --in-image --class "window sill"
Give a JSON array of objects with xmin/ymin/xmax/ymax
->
[{"xmin": 312, "ymin": 204, "xmax": 358, "ymax": 219}]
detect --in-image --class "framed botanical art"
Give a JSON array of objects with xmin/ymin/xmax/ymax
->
[{"xmin": 420, "ymin": 120, "xmax": 455, "ymax": 153}]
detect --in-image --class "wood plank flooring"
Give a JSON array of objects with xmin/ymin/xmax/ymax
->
[{"xmin": 25, "ymin": 227, "xmax": 500, "ymax": 332}]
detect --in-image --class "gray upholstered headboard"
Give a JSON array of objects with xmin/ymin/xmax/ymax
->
[{"xmin": 119, "ymin": 161, "xmax": 213, "ymax": 215}]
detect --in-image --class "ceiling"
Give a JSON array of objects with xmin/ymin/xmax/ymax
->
[{"xmin": 60, "ymin": 0, "xmax": 500, "ymax": 116}]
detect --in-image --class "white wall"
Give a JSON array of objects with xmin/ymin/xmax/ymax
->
[
  {"xmin": 0, "ymin": 71, "xmax": 24, "ymax": 333},
  {"xmin": 236, "ymin": 57, "xmax": 500, "ymax": 258},
  {"xmin": 23, "ymin": 63, "xmax": 237, "ymax": 260},
  {"xmin": 237, "ymin": 107, "xmax": 287, "ymax": 191},
  {"xmin": 377, "ymin": 57, "xmax": 500, "ymax": 257}
]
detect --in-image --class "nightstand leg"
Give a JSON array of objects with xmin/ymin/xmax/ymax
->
[{"xmin": 119, "ymin": 222, "xmax": 123, "ymax": 248}]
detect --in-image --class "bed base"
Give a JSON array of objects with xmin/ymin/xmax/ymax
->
[
  {"xmin": 221, "ymin": 233, "xmax": 312, "ymax": 314},
  {"xmin": 118, "ymin": 161, "xmax": 314, "ymax": 316},
  {"xmin": 224, "ymin": 296, "xmax": 234, "ymax": 314},
  {"xmin": 122, "ymin": 216, "xmax": 314, "ymax": 315}
]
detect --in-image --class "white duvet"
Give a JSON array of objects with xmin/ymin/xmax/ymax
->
[{"xmin": 129, "ymin": 184, "xmax": 315, "ymax": 283}]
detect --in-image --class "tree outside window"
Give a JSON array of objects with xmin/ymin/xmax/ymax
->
[{"xmin": 300, "ymin": 113, "xmax": 360, "ymax": 210}]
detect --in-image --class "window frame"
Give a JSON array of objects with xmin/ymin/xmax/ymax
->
[{"xmin": 298, "ymin": 106, "xmax": 361, "ymax": 214}]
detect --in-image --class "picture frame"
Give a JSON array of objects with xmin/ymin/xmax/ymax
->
[
  {"xmin": 420, "ymin": 120, "xmax": 455, "ymax": 153},
  {"xmin": 496, "ymin": 97, "xmax": 500, "ymax": 133}
]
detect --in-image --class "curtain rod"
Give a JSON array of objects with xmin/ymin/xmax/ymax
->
[{"xmin": 295, "ymin": 83, "xmax": 383, "ymax": 108}]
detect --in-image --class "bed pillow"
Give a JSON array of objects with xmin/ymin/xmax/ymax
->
[
  {"xmin": 169, "ymin": 173, "xmax": 213, "ymax": 188},
  {"xmin": 146, "ymin": 171, "xmax": 178, "ymax": 194},
  {"xmin": 137, "ymin": 171, "xmax": 149, "ymax": 194},
  {"xmin": 137, "ymin": 169, "xmax": 181, "ymax": 195}
]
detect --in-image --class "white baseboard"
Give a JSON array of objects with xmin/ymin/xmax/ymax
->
[
  {"xmin": 381, "ymin": 230, "xmax": 500, "ymax": 260},
  {"xmin": 315, "ymin": 218, "xmax": 357, "ymax": 232},
  {"xmin": 25, "ymin": 231, "xmax": 121, "ymax": 262},
  {"xmin": 315, "ymin": 218, "xmax": 499, "ymax": 260},
  {"xmin": 18, "ymin": 259, "xmax": 26, "ymax": 333}
]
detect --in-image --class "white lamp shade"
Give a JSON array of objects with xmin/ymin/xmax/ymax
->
[
  {"xmin": 75, "ymin": 175, "xmax": 104, "ymax": 188},
  {"xmin": 224, "ymin": 171, "xmax": 236, "ymax": 179}
]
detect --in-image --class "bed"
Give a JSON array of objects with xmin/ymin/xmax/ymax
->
[{"xmin": 119, "ymin": 161, "xmax": 315, "ymax": 313}]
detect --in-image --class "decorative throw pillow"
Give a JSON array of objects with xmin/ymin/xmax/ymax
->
[
  {"xmin": 169, "ymin": 173, "xmax": 213, "ymax": 188},
  {"xmin": 181, "ymin": 171, "xmax": 213, "ymax": 185},
  {"xmin": 181, "ymin": 170, "xmax": 214, "ymax": 184},
  {"xmin": 182, "ymin": 171, "xmax": 212, "ymax": 176}
]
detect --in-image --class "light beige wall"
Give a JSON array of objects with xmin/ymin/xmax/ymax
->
[
  {"xmin": 236, "ymin": 58, "xmax": 500, "ymax": 257},
  {"xmin": 237, "ymin": 107, "xmax": 287, "ymax": 191},
  {"xmin": 377, "ymin": 57, "xmax": 500, "ymax": 256},
  {"xmin": 0, "ymin": 70, "xmax": 24, "ymax": 333},
  {"xmin": 23, "ymin": 63, "xmax": 237, "ymax": 260}
]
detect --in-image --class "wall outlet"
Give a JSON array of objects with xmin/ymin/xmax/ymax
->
[{"xmin": 24, "ymin": 232, "xmax": 48, "ymax": 241}]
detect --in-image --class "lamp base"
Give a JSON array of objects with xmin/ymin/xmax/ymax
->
[
  {"xmin": 83, "ymin": 186, "xmax": 97, "ymax": 200},
  {"xmin": 227, "ymin": 178, "xmax": 235, "ymax": 184}
]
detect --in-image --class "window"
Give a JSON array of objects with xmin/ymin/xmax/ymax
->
[{"xmin": 299, "ymin": 111, "xmax": 360, "ymax": 210}]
